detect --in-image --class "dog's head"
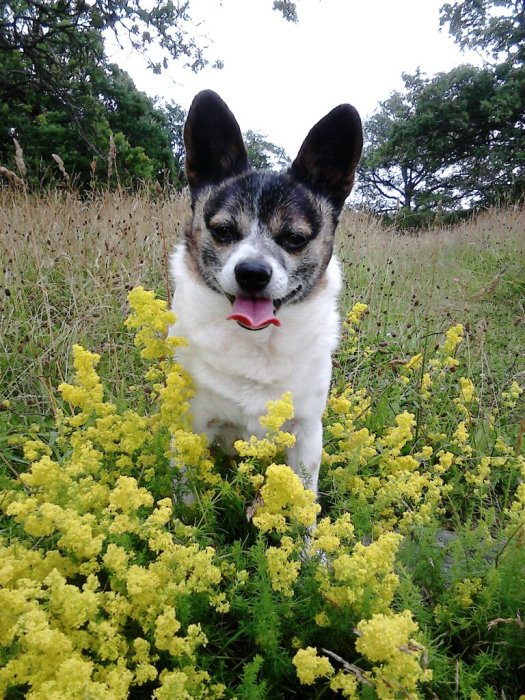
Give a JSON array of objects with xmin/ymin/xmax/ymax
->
[{"xmin": 183, "ymin": 90, "xmax": 363, "ymax": 330}]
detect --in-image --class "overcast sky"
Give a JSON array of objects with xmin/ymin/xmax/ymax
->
[{"xmin": 107, "ymin": 0, "xmax": 481, "ymax": 157}]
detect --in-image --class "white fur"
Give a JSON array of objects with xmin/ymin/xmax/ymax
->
[{"xmin": 169, "ymin": 244, "xmax": 342, "ymax": 495}]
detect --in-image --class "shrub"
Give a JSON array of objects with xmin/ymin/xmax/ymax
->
[{"xmin": 1, "ymin": 288, "xmax": 524, "ymax": 698}]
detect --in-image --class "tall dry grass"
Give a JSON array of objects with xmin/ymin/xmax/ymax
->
[
  {"xmin": 335, "ymin": 208, "xmax": 525, "ymax": 402},
  {"xmin": 1, "ymin": 188, "xmax": 523, "ymax": 420},
  {"xmin": 0, "ymin": 189, "xmax": 188, "ymax": 417}
]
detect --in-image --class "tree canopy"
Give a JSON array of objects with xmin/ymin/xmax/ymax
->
[
  {"xmin": 0, "ymin": 0, "xmax": 293, "ymax": 189},
  {"xmin": 357, "ymin": 0, "xmax": 525, "ymax": 225}
]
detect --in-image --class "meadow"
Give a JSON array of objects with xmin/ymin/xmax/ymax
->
[{"xmin": 1, "ymin": 188, "xmax": 524, "ymax": 698}]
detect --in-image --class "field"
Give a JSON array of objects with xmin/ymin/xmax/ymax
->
[{"xmin": 1, "ymin": 189, "xmax": 524, "ymax": 698}]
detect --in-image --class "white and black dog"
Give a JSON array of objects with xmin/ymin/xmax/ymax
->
[{"xmin": 170, "ymin": 90, "xmax": 362, "ymax": 497}]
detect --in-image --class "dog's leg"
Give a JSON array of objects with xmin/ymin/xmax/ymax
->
[{"xmin": 286, "ymin": 418, "xmax": 323, "ymax": 497}]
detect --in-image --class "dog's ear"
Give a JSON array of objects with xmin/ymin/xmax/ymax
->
[
  {"xmin": 184, "ymin": 90, "xmax": 250, "ymax": 203},
  {"xmin": 290, "ymin": 104, "xmax": 363, "ymax": 215}
]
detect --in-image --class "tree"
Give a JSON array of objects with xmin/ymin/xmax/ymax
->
[
  {"xmin": 0, "ymin": 0, "xmax": 297, "ymax": 188},
  {"xmin": 0, "ymin": 1, "xmax": 214, "ymax": 101},
  {"xmin": 244, "ymin": 131, "xmax": 291, "ymax": 171},
  {"xmin": 439, "ymin": 0, "xmax": 525, "ymax": 203},
  {"xmin": 440, "ymin": 0, "xmax": 525, "ymax": 64},
  {"xmin": 0, "ymin": 0, "xmax": 299, "ymax": 109},
  {"xmin": 0, "ymin": 58, "xmax": 182, "ymax": 188},
  {"xmin": 357, "ymin": 61, "xmax": 525, "ymax": 221}
]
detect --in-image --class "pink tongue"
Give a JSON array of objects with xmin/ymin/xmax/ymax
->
[{"xmin": 227, "ymin": 296, "xmax": 281, "ymax": 330}]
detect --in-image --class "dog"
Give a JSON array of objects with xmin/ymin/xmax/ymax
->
[{"xmin": 169, "ymin": 90, "xmax": 362, "ymax": 497}]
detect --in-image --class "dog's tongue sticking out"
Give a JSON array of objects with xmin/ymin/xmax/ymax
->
[{"xmin": 227, "ymin": 296, "xmax": 281, "ymax": 330}]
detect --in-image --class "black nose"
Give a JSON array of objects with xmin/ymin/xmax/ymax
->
[{"xmin": 234, "ymin": 260, "xmax": 272, "ymax": 293}]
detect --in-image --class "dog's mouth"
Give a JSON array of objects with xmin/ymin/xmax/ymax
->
[{"xmin": 226, "ymin": 286, "xmax": 303, "ymax": 331}]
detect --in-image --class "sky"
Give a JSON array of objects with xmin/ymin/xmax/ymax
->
[{"xmin": 106, "ymin": 0, "xmax": 481, "ymax": 158}]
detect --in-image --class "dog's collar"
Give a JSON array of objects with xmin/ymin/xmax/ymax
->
[{"xmin": 273, "ymin": 284, "xmax": 303, "ymax": 312}]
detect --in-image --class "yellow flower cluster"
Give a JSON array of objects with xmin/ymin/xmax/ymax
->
[
  {"xmin": 441, "ymin": 322, "xmax": 464, "ymax": 358},
  {"xmin": 234, "ymin": 392, "xmax": 296, "ymax": 462},
  {"xmin": 0, "ymin": 290, "xmax": 227, "ymax": 699},
  {"xmin": 321, "ymin": 322, "xmax": 523, "ymax": 536},
  {"xmin": 3, "ymin": 285, "xmax": 522, "ymax": 699},
  {"xmin": 292, "ymin": 610, "xmax": 429, "ymax": 698},
  {"xmin": 452, "ymin": 577, "xmax": 483, "ymax": 608},
  {"xmin": 355, "ymin": 611, "xmax": 432, "ymax": 698},
  {"xmin": 265, "ymin": 536, "xmax": 301, "ymax": 596},
  {"xmin": 325, "ymin": 391, "xmax": 449, "ymax": 535},
  {"xmin": 293, "ymin": 646, "xmax": 334, "ymax": 685},
  {"xmin": 125, "ymin": 286, "xmax": 180, "ymax": 360},
  {"xmin": 501, "ymin": 380, "xmax": 523, "ymax": 409},
  {"xmin": 316, "ymin": 532, "xmax": 403, "ymax": 614},
  {"xmin": 342, "ymin": 302, "xmax": 369, "ymax": 353},
  {"xmin": 252, "ymin": 464, "xmax": 320, "ymax": 533}
]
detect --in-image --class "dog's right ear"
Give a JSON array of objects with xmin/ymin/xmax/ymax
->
[{"xmin": 184, "ymin": 90, "xmax": 250, "ymax": 205}]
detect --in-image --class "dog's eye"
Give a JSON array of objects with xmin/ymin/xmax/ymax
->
[
  {"xmin": 276, "ymin": 230, "xmax": 309, "ymax": 253},
  {"xmin": 209, "ymin": 223, "xmax": 239, "ymax": 245}
]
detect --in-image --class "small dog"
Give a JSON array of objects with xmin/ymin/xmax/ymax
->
[{"xmin": 170, "ymin": 90, "xmax": 362, "ymax": 496}]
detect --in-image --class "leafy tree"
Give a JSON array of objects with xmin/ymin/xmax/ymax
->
[
  {"xmin": 355, "ymin": 1, "xmax": 525, "ymax": 223},
  {"xmin": 0, "ymin": 57, "xmax": 182, "ymax": 188},
  {"xmin": 357, "ymin": 47, "xmax": 525, "ymax": 219},
  {"xmin": 163, "ymin": 101, "xmax": 187, "ymax": 173},
  {"xmin": 95, "ymin": 64, "xmax": 179, "ymax": 184},
  {"xmin": 244, "ymin": 130, "xmax": 290, "ymax": 171},
  {"xmin": 439, "ymin": 0, "xmax": 525, "ymax": 203},
  {"xmin": 0, "ymin": 0, "xmax": 296, "ymax": 188},
  {"xmin": 440, "ymin": 0, "xmax": 525, "ymax": 64},
  {"xmin": 0, "ymin": 1, "xmax": 213, "ymax": 100}
]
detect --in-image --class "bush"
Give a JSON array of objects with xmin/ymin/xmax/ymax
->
[{"xmin": 1, "ymin": 288, "xmax": 524, "ymax": 698}]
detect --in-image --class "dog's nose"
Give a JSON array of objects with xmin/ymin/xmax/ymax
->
[{"xmin": 234, "ymin": 260, "xmax": 272, "ymax": 293}]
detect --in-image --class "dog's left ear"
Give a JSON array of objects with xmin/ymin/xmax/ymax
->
[
  {"xmin": 290, "ymin": 104, "xmax": 363, "ymax": 215},
  {"xmin": 184, "ymin": 90, "xmax": 250, "ymax": 205}
]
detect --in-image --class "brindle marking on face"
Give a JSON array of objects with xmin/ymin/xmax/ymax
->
[{"xmin": 187, "ymin": 169, "xmax": 338, "ymax": 306}]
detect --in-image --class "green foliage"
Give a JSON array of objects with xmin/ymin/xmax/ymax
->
[
  {"xmin": 356, "ymin": 0, "xmax": 525, "ymax": 226},
  {"xmin": 0, "ymin": 0, "xmax": 210, "ymax": 91},
  {"xmin": 0, "ymin": 56, "xmax": 183, "ymax": 188},
  {"xmin": 440, "ymin": 0, "xmax": 525, "ymax": 63},
  {"xmin": 244, "ymin": 130, "xmax": 291, "ymax": 171},
  {"xmin": 357, "ymin": 64, "xmax": 525, "ymax": 224},
  {"xmin": 0, "ymin": 0, "xmax": 296, "ymax": 190}
]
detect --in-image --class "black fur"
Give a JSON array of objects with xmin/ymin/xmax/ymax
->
[
  {"xmin": 184, "ymin": 91, "xmax": 249, "ymax": 206},
  {"xmin": 184, "ymin": 90, "xmax": 363, "ymax": 216},
  {"xmin": 290, "ymin": 104, "xmax": 363, "ymax": 215}
]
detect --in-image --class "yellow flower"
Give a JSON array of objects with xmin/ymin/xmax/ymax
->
[
  {"xmin": 308, "ymin": 513, "xmax": 354, "ymax": 556},
  {"xmin": 108, "ymin": 476, "xmax": 154, "ymax": 513},
  {"xmin": 453, "ymin": 577, "xmax": 482, "ymax": 608},
  {"xmin": 330, "ymin": 670, "xmax": 358, "ymax": 697},
  {"xmin": 346, "ymin": 302, "xmax": 368, "ymax": 327},
  {"xmin": 379, "ymin": 411, "xmax": 415, "ymax": 456},
  {"xmin": 420, "ymin": 372, "xmax": 432, "ymax": 399},
  {"xmin": 58, "ymin": 345, "xmax": 106, "ymax": 415},
  {"xmin": 293, "ymin": 646, "xmax": 334, "ymax": 685},
  {"xmin": 265, "ymin": 536, "xmax": 300, "ymax": 596},
  {"xmin": 252, "ymin": 464, "xmax": 320, "ymax": 533},
  {"xmin": 458, "ymin": 376, "xmax": 476, "ymax": 404},
  {"xmin": 356, "ymin": 611, "xmax": 431, "ymax": 698},
  {"xmin": 441, "ymin": 323, "xmax": 464, "ymax": 356},
  {"xmin": 125, "ymin": 286, "xmax": 178, "ymax": 360},
  {"xmin": 259, "ymin": 391, "xmax": 294, "ymax": 432}
]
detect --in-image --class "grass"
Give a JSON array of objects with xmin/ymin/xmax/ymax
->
[
  {"xmin": 1, "ymin": 190, "xmax": 523, "ymax": 418},
  {"xmin": 1, "ymin": 187, "xmax": 524, "ymax": 698}
]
